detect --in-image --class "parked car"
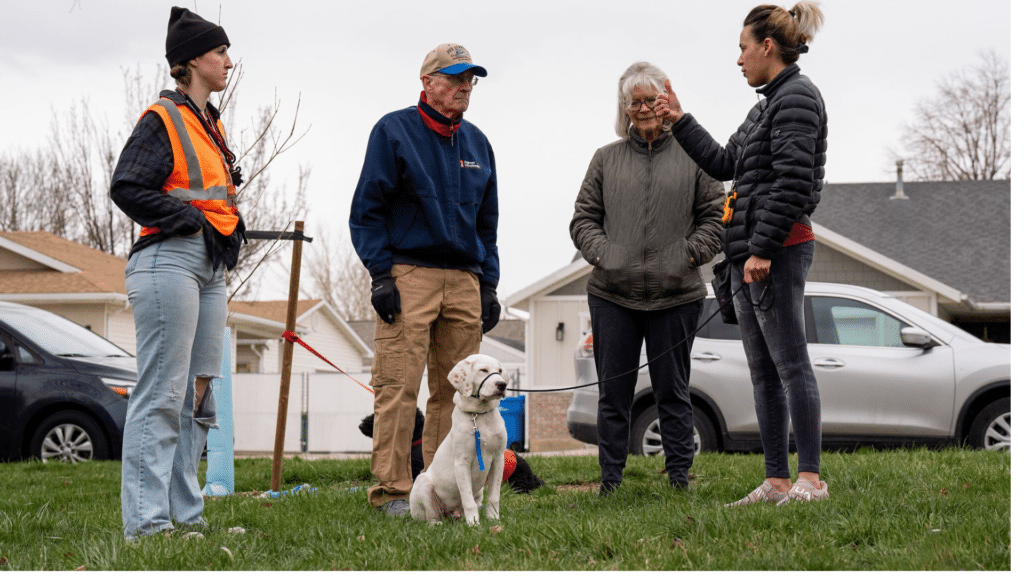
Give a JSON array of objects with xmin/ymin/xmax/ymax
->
[
  {"xmin": 567, "ymin": 282, "xmax": 1010, "ymax": 455},
  {"xmin": 0, "ymin": 301, "xmax": 136, "ymax": 462}
]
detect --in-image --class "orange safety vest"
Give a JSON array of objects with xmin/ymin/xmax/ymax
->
[{"xmin": 140, "ymin": 98, "xmax": 239, "ymax": 237}]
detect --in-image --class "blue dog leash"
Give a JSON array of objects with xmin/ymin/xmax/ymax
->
[{"xmin": 472, "ymin": 414, "xmax": 485, "ymax": 471}]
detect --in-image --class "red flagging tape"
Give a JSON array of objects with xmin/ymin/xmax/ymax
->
[{"xmin": 282, "ymin": 331, "xmax": 374, "ymax": 395}]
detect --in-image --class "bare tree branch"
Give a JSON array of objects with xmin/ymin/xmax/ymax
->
[
  {"xmin": 0, "ymin": 60, "xmax": 310, "ymax": 302},
  {"xmin": 891, "ymin": 51, "xmax": 1010, "ymax": 181},
  {"xmin": 306, "ymin": 229, "xmax": 375, "ymax": 321}
]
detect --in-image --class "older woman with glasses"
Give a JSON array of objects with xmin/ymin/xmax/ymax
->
[{"xmin": 570, "ymin": 61, "xmax": 724, "ymax": 495}]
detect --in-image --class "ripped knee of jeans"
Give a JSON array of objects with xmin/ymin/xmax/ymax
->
[{"xmin": 193, "ymin": 376, "xmax": 219, "ymax": 429}]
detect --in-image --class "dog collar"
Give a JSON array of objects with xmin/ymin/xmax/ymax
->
[{"xmin": 471, "ymin": 371, "xmax": 502, "ymax": 399}]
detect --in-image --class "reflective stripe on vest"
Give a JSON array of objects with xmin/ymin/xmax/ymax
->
[{"xmin": 140, "ymin": 98, "xmax": 239, "ymax": 237}]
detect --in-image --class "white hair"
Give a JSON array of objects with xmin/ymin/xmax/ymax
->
[{"xmin": 615, "ymin": 61, "xmax": 674, "ymax": 139}]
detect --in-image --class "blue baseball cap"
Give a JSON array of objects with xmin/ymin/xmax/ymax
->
[{"xmin": 420, "ymin": 43, "xmax": 488, "ymax": 77}]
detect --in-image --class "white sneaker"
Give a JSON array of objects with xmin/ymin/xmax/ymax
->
[
  {"xmin": 725, "ymin": 479, "xmax": 789, "ymax": 507},
  {"xmin": 778, "ymin": 478, "xmax": 829, "ymax": 506}
]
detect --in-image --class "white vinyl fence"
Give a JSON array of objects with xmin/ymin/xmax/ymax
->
[{"xmin": 232, "ymin": 372, "xmax": 431, "ymax": 454}]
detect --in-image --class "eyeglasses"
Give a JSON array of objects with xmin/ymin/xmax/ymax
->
[
  {"xmin": 433, "ymin": 72, "xmax": 478, "ymax": 86},
  {"xmin": 627, "ymin": 96, "xmax": 658, "ymax": 111}
]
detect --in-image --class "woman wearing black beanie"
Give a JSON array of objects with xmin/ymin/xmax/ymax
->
[{"xmin": 111, "ymin": 6, "xmax": 244, "ymax": 540}]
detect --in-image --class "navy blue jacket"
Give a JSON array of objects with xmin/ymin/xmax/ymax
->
[
  {"xmin": 672, "ymin": 64, "xmax": 827, "ymax": 262},
  {"xmin": 349, "ymin": 95, "xmax": 499, "ymax": 287}
]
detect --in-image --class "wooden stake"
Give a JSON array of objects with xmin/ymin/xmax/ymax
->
[{"xmin": 270, "ymin": 221, "xmax": 305, "ymax": 492}]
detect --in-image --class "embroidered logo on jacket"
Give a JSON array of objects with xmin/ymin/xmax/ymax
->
[{"xmin": 461, "ymin": 160, "xmax": 482, "ymax": 169}]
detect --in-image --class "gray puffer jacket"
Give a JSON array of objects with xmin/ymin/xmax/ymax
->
[
  {"xmin": 570, "ymin": 129, "xmax": 724, "ymax": 311},
  {"xmin": 671, "ymin": 64, "xmax": 827, "ymax": 263}
]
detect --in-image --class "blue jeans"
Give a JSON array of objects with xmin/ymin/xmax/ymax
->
[
  {"xmin": 121, "ymin": 235, "xmax": 226, "ymax": 538},
  {"xmin": 732, "ymin": 240, "xmax": 821, "ymax": 478},
  {"xmin": 589, "ymin": 294, "xmax": 703, "ymax": 488}
]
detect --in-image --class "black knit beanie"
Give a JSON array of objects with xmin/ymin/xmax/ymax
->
[{"xmin": 165, "ymin": 7, "xmax": 230, "ymax": 67}]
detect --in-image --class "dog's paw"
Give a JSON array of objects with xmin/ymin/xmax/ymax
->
[{"xmin": 485, "ymin": 507, "xmax": 500, "ymax": 522}]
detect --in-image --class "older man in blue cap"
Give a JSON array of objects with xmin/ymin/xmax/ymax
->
[{"xmin": 349, "ymin": 43, "xmax": 501, "ymax": 516}]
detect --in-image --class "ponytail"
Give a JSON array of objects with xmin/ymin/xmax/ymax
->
[{"xmin": 744, "ymin": 1, "xmax": 824, "ymax": 64}]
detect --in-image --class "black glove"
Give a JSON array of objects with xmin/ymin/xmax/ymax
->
[
  {"xmin": 370, "ymin": 275, "xmax": 401, "ymax": 324},
  {"xmin": 480, "ymin": 283, "xmax": 500, "ymax": 333}
]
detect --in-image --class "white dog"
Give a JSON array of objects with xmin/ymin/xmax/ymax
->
[{"xmin": 410, "ymin": 354, "xmax": 510, "ymax": 525}]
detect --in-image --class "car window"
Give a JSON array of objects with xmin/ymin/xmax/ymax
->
[
  {"xmin": 810, "ymin": 296, "xmax": 910, "ymax": 347},
  {"xmin": 697, "ymin": 297, "xmax": 742, "ymax": 341},
  {"xmin": 15, "ymin": 343, "xmax": 42, "ymax": 365},
  {"xmin": 1, "ymin": 310, "xmax": 131, "ymax": 358}
]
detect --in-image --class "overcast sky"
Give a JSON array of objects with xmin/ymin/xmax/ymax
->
[{"xmin": 0, "ymin": 0, "xmax": 1013, "ymax": 300}]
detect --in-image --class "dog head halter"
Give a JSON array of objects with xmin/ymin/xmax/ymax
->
[{"xmin": 471, "ymin": 371, "xmax": 503, "ymax": 399}]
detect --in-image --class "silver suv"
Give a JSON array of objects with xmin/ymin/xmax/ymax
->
[{"xmin": 566, "ymin": 282, "xmax": 1010, "ymax": 454}]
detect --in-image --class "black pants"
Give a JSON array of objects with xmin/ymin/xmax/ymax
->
[{"xmin": 589, "ymin": 294, "xmax": 703, "ymax": 487}]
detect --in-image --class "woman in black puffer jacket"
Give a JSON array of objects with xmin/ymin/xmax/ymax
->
[{"xmin": 657, "ymin": 1, "xmax": 828, "ymax": 507}]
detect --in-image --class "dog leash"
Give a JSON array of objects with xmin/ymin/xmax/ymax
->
[
  {"xmin": 506, "ymin": 281, "xmax": 766, "ymax": 394},
  {"xmin": 283, "ymin": 280, "xmax": 763, "ymax": 397},
  {"xmin": 281, "ymin": 330, "xmax": 375, "ymax": 395},
  {"xmin": 472, "ymin": 414, "xmax": 486, "ymax": 471}
]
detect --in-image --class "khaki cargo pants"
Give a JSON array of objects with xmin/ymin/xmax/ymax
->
[{"xmin": 367, "ymin": 264, "xmax": 482, "ymax": 508}]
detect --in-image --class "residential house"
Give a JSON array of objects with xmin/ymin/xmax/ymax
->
[
  {"xmin": 0, "ymin": 231, "xmax": 136, "ymax": 348},
  {"xmin": 0, "ymin": 230, "xmax": 372, "ymax": 377},
  {"xmin": 230, "ymin": 299, "xmax": 372, "ymax": 375}
]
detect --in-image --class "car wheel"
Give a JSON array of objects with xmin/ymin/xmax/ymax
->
[
  {"xmin": 693, "ymin": 407, "xmax": 718, "ymax": 453},
  {"xmin": 628, "ymin": 405, "xmax": 717, "ymax": 456},
  {"xmin": 967, "ymin": 398, "xmax": 1010, "ymax": 451},
  {"xmin": 29, "ymin": 411, "xmax": 110, "ymax": 463}
]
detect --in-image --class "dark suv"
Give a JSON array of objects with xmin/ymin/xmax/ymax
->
[{"xmin": 0, "ymin": 300, "xmax": 136, "ymax": 462}]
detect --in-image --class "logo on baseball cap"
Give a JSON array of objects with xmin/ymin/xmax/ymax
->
[{"xmin": 420, "ymin": 43, "xmax": 488, "ymax": 78}]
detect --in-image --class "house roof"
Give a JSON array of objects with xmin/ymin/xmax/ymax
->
[
  {"xmin": 230, "ymin": 299, "xmax": 374, "ymax": 358},
  {"xmin": 485, "ymin": 319, "xmax": 526, "ymax": 351},
  {"xmin": 508, "ymin": 257, "xmax": 591, "ymax": 311},
  {"xmin": 0, "ymin": 231, "xmax": 127, "ymax": 303},
  {"xmin": 229, "ymin": 299, "xmax": 321, "ymax": 322},
  {"xmin": 508, "ymin": 179, "xmax": 1010, "ymax": 313},
  {"xmin": 813, "ymin": 179, "xmax": 1010, "ymax": 304},
  {"xmin": 347, "ymin": 320, "xmax": 376, "ymax": 350}
]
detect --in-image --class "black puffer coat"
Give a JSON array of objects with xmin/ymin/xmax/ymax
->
[{"xmin": 671, "ymin": 64, "xmax": 827, "ymax": 263}]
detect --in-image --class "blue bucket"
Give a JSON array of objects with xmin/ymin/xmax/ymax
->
[{"xmin": 499, "ymin": 396, "xmax": 525, "ymax": 450}]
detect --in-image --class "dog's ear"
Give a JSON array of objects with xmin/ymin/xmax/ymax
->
[
  {"xmin": 500, "ymin": 365, "xmax": 512, "ymax": 385},
  {"xmin": 448, "ymin": 357, "xmax": 474, "ymax": 394}
]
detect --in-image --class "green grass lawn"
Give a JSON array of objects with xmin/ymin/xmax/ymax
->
[{"xmin": 0, "ymin": 447, "xmax": 1009, "ymax": 570}]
